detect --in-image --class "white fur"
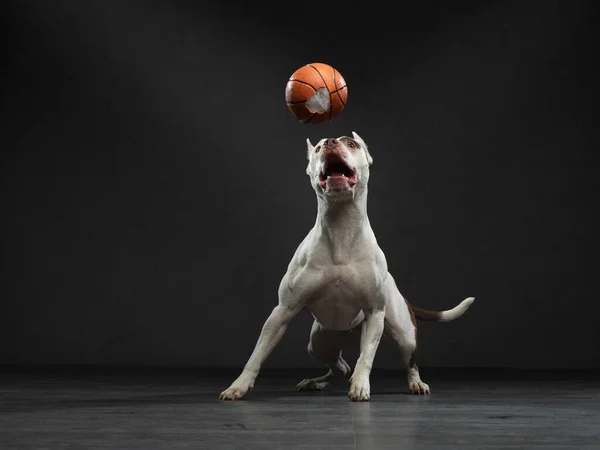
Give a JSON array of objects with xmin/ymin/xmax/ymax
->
[
  {"xmin": 219, "ymin": 132, "xmax": 473, "ymax": 401},
  {"xmin": 439, "ymin": 297, "xmax": 475, "ymax": 322}
]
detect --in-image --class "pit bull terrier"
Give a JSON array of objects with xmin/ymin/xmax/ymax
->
[{"xmin": 219, "ymin": 132, "xmax": 474, "ymax": 401}]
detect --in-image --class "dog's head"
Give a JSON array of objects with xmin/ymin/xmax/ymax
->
[{"xmin": 306, "ymin": 131, "xmax": 373, "ymax": 200}]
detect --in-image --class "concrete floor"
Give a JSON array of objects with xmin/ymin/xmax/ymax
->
[{"xmin": 1, "ymin": 367, "xmax": 599, "ymax": 449}]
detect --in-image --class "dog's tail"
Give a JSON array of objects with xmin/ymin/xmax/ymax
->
[{"xmin": 411, "ymin": 297, "xmax": 475, "ymax": 322}]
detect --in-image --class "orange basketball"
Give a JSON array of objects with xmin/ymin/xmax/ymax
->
[{"xmin": 285, "ymin": 62, "xmax": 348, "ymax": 125}]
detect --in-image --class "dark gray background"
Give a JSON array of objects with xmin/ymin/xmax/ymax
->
[{"xmin": 2, "ymin": 0, "xmax": 599, "ymax": 370}]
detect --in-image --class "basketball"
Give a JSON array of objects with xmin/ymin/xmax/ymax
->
[{"xmin": 285, "ymin": 62, "xmax": 348, "ymax": 125}]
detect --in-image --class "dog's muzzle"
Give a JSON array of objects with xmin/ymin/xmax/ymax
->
[{"xmin": 318, "ymin": 142, "xmax": 357, "ymax": 191}]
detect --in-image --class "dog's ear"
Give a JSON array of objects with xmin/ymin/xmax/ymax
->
[
  {"xmin": 352, "ymin": 131, "xmax": 373, "ymax": 165},
  {"xmin": 306, "ymin": 138, "xmax": 314, "ymax": 174},
  {"xmin": 306, "ymin": 138, "xmax": 314, "ymax": 160}
]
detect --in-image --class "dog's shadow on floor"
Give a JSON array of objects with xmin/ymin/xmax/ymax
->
[{"xmin": 265, "ymin": 388, "xmax": 419, "ymax": 398}]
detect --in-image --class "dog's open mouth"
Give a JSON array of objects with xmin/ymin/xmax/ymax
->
[{"xmin": 319, "ymin": 154, "xmax": 357, "ymax": 189}]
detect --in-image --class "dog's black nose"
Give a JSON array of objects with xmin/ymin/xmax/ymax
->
[{"xmin": 324, "ymin": 138, "xmax": 338, "ymax": 146}]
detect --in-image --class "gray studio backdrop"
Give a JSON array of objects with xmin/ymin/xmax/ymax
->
[{"xmin": 2, "ymin": 0, "xmax": 599, "ymax": 370}]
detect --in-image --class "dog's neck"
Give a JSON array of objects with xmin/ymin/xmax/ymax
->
[{"xmin": 314, "ymin": 187, "xmax": 369, "ymax": 264}]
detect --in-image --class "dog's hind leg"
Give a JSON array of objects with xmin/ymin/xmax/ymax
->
[
  {"xmin": 296, "ymin": 320, "xmax": 352, "ymax": 391},
  {"xmin": 384, "ymin": 278, "xmax": 431, "ymax": 395}
]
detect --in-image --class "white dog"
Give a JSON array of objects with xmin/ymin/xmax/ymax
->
[{"xmin": 220, "ymin": 132, "xmax": 474, "ymax": 401}]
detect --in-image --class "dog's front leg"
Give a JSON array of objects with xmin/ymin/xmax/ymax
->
[
  {"xmin": 219, "ymin": 304, "xmax": 300, "ymax": 400},
  {"xmin": 348, "ymin": 308, "xmax": 385, "ymax": 401}
]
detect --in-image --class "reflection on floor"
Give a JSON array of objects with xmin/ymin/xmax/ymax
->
[{"xmin": 1, "ymin": 367, "xmax": 599, "ymax": 449}]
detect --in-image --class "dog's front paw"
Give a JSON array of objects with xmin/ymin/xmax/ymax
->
[
  {"xmin": 409, "ymin": 380, "xmax": 430, "ymax": 395},
  {"xmin": 219, "ymin": 379, "xmax": 254, "ymax": 401},
  {"xmin": 348, "ymin": 376, "xmax": 370, "ymax": 402}
]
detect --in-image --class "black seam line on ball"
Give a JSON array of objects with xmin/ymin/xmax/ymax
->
[
  {"xmin": 288, "ymin": 79, "xmax": 318, "ymax": 92},
  {"xmin": 305, "ymin": 113, "xmax": 317, "ymax": 123},
  {"xmin": 290, "ymin": 86, "xmax": 345, "ymax": 106},
  {"xmin": 308, "ymin": 64, "xmax": 333, "ymax": 121}
]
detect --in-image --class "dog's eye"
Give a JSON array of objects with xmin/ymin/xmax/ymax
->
[
  {"xmin": 315, "ymin": 145, "xmax": 321, "ymax": 153},
  {"xmin": 347, "ymin": 141, "xmax": 355, "ymax": 148}
]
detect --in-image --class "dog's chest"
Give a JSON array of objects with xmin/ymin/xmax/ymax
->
[{"xmin": 304, "ymin": 265, "xmax": 373, "ymax": 330}]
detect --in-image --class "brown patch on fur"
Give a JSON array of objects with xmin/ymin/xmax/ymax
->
[
  {"xmin": 408, "ymin": 353, "xmax": 418, "ymax": 369},
  {"xmin": 411, "ymin": 305, "xmax": 442, "ymax": 321},
  {"xmin": 404, "ymin": 296, "xmax": 417, "ymax": 327},
  {"xmin": 404, "ymin": 295, "xmax": 443, "ymax": 321},
  {"xmin": 405, "ymin": 297, "xmax": 419, "ymax": 366}
]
